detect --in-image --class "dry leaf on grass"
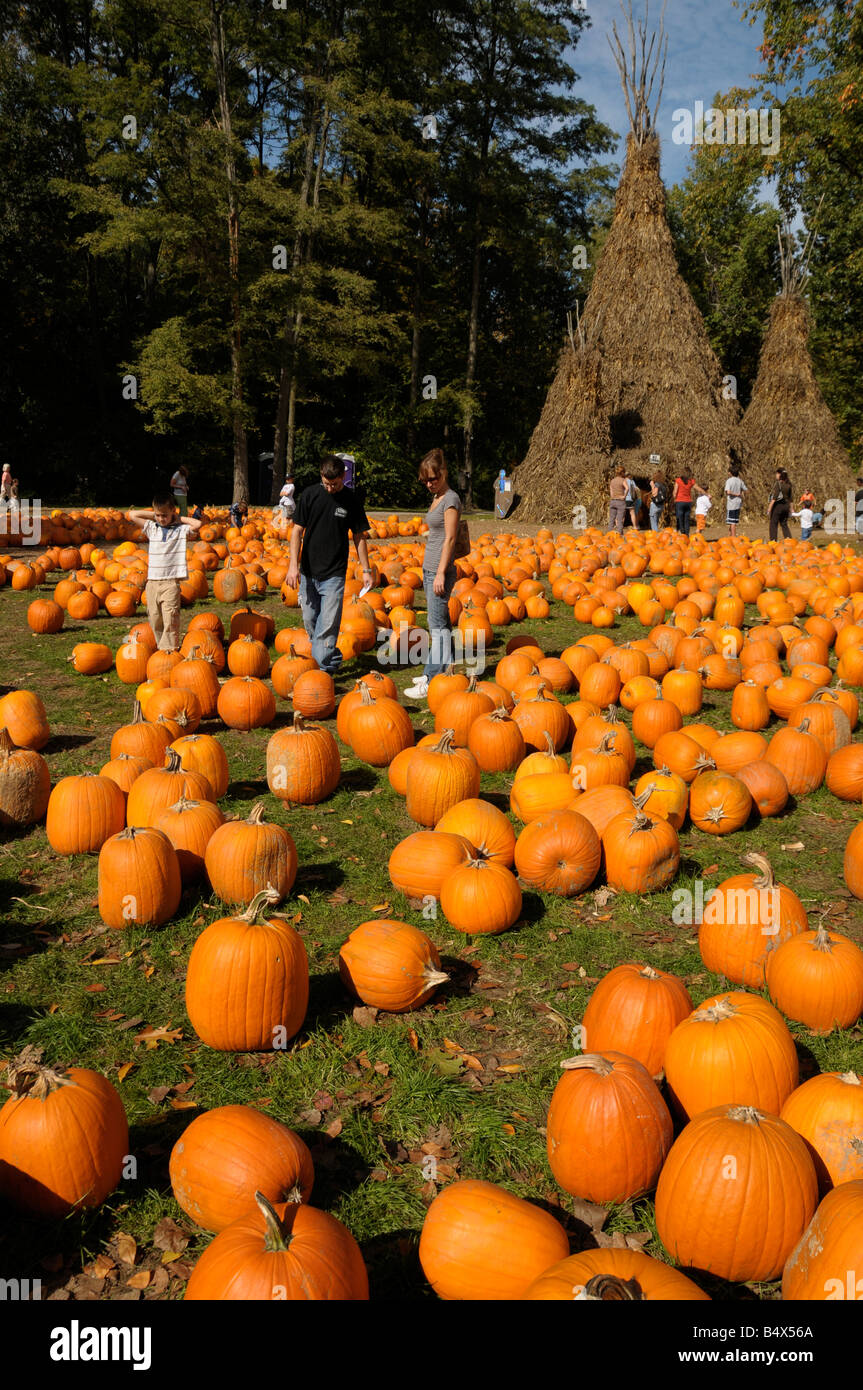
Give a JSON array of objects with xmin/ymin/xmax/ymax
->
[{"xmin": 116, "ymin": 1233, "xmax": 137, "ymax": 1266}]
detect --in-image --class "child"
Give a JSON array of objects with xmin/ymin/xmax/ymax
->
[
  {"xmin": 792, "ymin": 503, "xmax": 815, "ymax": 542},
  {"xmin": 694, "ymin": 489, "xmax": 712, "ymax": 531},
  {"xmin": 274, "ymin": 475, "xmax": 295, "ymax": 522},
  {"xmin": 229, "ymin": 498, "xmax": 248, "ymax": 530},
  {"xmin": 127, "ymin": 493, "xmax": 202, "ymax": 652}
]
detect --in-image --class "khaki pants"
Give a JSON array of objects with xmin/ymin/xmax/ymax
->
[{"xmin": 147, "ymin": 579, "xmax": 182, "ymax": 651}]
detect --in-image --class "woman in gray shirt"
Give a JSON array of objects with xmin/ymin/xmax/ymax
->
[{"xmin": 404, "ymin": 449, "xmax": 461, "ymax": 700}]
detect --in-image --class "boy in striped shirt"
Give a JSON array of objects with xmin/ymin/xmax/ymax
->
[{"xmin": 127, "ymin": 493, "xmax": 202, "ymax": 651}]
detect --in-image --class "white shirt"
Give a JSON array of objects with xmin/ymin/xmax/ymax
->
[
  {"xmin": 144, "ymin": 520, "xmax": 193, "ymax": 580},
  {"xmin": 170, "ymin": 471, "xmax": 188, "ymax": 496},
  {"xmin": 793, "ymin": 508, "xmax": 814, "ymax": 528},
  {"xmin": 695, "ymin": 494, "xmax": 712, "ymax": 515}
]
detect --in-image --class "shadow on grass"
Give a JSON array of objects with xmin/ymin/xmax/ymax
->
[
  {"xmin": 45, "ymin": 733, "xmax": 96, "ymax": 752},
  {"xmin": 360, "ymin": 1228, "xmax": 429, "ymax": 1299}
]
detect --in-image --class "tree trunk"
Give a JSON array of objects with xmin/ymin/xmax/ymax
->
[
  {"xmin": 462, "ymin": 228, "xmax": 483, "ymax": 510},
  {"xmin": 209, "ymin": 1, "xmax": 248, "ymax": 503}
]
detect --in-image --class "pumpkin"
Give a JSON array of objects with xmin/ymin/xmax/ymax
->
[
  {"xmin": 602, "ymin": 807, "xmax": 680, "ymax": 894},
  {"xmin": 788, "ymin": 700, "xmax": 851, "ymax": 757},
  {"xmin": 184, "ymin": 1191, "xmax": 368, "ymax": 1300},
  {"xmin": 509, "ymin": 771, "xmax": 580, "ymax": 824},
  {"xmin": 405, "ymin": 729, "xmax": 480, "ymax": 826},
  {"xmin": 204, "ymin": 802, "xmax": 297, "ymax": 905},
  {"xmin": 826, "ymin": 742, "xmax": 863, "ymax": 802},
  {"xmin": 434, "ymin": 675, "xmax": 495, "ymax": 747},
  {"xmin": 97, "ymin": 825, "xmax": 182, "ymax": 928},
  {"xmin": 99, "ymin": 752, "xmax": 153, "ymax": 797},
  {"xmin": 631, "ymin": 691, "xmax": 683, "ymax": 748},
  {"xmin": 435, "ymin": 798, "xmax": 516, "ymax": 867},
  {"xmin": 186, "ymin": 886, "xmax": 308, "ymax": 1050},
  {"xmin": 513, "ymin": 811, "xmax": 600, "ymax": 896},
  {"xmin": 546, "ymin": 1052, "xmax": 672, "ymax": 1204},
  {"xmin": 46, "ymin": 773, "xmax": 126, "ymax": 854},
  {"xmin": 0, "ymin": 728, "xmax": 51, "ymax": 828},
  {"xmin": 0, "ymin": 689, "xmax": 50, "ymax": 750},
  {"xmin": 698, "ymin": 851, "xmax": 808, "ymax": 986},
  {"xmin": 653, "ymin": 730, "xmax": 713, "ymax": 783},
  {"xmin": 418, "ymin": 1178, "xmax": 569, "ymax": 1300},
  {"xmin": 570, "ymin": 732, "xmax": 630, "ymax": 791},
  {"xmin": 110, "ymin": 700, "xmax": 173, "ymax": 764},
  {"xmin": 227, "ymin": 633, "xmax": 271, "ymax": 678},
  {"xmin": 688, "ymin": 769, "xmax": 752, "ymax": 835},
  {"xmin": 780, "ymin": 1072, "xmax": 863, "ymax": 1191},
  {"xmin": 664, "ymin": 991, "xmax": 799, "ymax": 1119},
  {"xmin": 126, "ymin": 747, "xmax": 214, "ymax": 828},
  {"xmin": 711, "ymin": 730, "xmax": 768, "ymax": 774},
  {"xmin": 27, "ymin": 598, "xmax": 64, "ymax": 634},
  {"xmin": 0, "ymin": 1046, "xmax": 128, "ymax": 1217},
  {"xmin": 510, "ymin": 684, "xmax": 572, "ymax": 753},
  {"xmin": 467, "ymin": 706, "xmax": 526, "ymax": 772},
  {"xmin": 524, "ymin": 1248, "xmax": 709, "ymax": 1301},
  {"xmin": 114, "ymin": 633, "xmax": 151, "ymax": 685},
  {"xmin": 217, "ymin": 675, "xmax": 276, "ymax": 730},
  {"xmin": 574, "ymin": 784, "xmax": 636, "ymax": 841},
  {"xmin": 68, "ymin": 641, "xmax": 113, "ymax": 674},
  {"xmin": 764, "ymin": 719, "xmax": 827, "ymax": 797},
  {"xmin": 171, "ymin": 733, "xmax": 230, "ymax": 799},
  {"xmin": 153, "ymin": 797, "xmax": 225, "ymax": 883},
  {"xmin": 339, "ymin": 919, "xmax": 448, "ymax": 1012},
  {"xmin": 765, "ymin": 926, "xmax": 863, "ymax": 1032},
  {"xmin": 735, "ymin": 759, "xmax": 789, "ymax": 818},
  {"xmin": 427, "ymin": 667, "xmax": 469, "ymax": 713},
  {"xmin": 388, "ymin": 829, "xmax": 473, "ymax": 900},
  {"xmin": 272, "ymin": 650, "xmax": 318, "ymax": 700},
  {"xmin": 781, "ymin": 1180, "xmax": 863, "ymax": 1300},
  {"xmin": 171, "ymin": 646, "xmax": 221, "ymax": 717},
  {"xmin": 170, "ymin": 1105, "xmax": 313, "ymax": 1233},
  {"xmin": 145, "ymin": 685, "xmax": 203, "ymax": 735},
  {"xmin": 291, "ymin": 669, "xmax": 336, "ymax": 719},
  {"xmin": 582, "ymin": 963, "xmax": 693, "ymax": 1078},
  {"xmin": 513, "ymin": 730, "xmax": 569, "ymax": 780},
  {"xmin": 266, "ymin": 714, "xmax": 341, "ymax": 805},
  {"xmin": 633, "ymin": 767, "xmax": 687, "ymax": 829},
  {"xmin": 439, "ymin": 857, "xmax": 522, "ymax": 935},
  {"xmin": 655, "ymin": 1105, "xmax": 818, "ymax": 1283},
  {"xmin": 347, "ymin": 683, "xmax": 414, "ymax": 766}
]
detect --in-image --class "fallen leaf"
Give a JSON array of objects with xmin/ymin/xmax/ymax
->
[
  {"xmin": 134, "ymin": 1025, "xmax": 183, "ymax": 1049},
  {"xmin": 152, "ymin": 1218, "xmax": 189, "ymax": 1254},
  {"xmin": 115, "ymin": 1016, "xmax": 145, "ymax": 1031},
  {"xmin": 352, "ymin": 1005, "xmax": 378, "ymax": 1028},
  {"xmin": 341, "ymin": 819, "xmax": 354, "ymax": 825},
  {"xmin": 297, "ymin": 894, "xmax": 311, "ymax": 904},
  {"xmin": 496, "ymin": 1063, "xmax": 524, "ymax": 1073},
  {"xmin": 83, "ymin": 983, "xmax": 106, "ymax": 993},
  {"xmin": 781, "ymin": 842, "xmax": 805, "ymax": 852},
  {"xmin": 299, "ymin": 1108, "xmax": 322, "ymax": 1125},
  {"xmin": 147, "ymin": 1086, "xmax": 170, "ymax": 1106},
  {"xmin": 703, "ymin": 863, "xmax": 719, "ymax": 876},
  {"xmin": 90, "ymin": 956, "xmax": 121, "ymax": 966},
  {"xmin": 126, "ymin": 1269, "xmax": 151, "ymax": 1290},
  {"xmin": 407, "ymin": 1028, "xmax": 419, "ymax": 1051},
  {"xmin": 169, "ymin": 1098, "xmax": 198, "ymax": 1110},
  {"xmin": 325, "ymin": 1118, "xmax": 343, "ymax": 1138},
  {"xmin": 116, "ymin": 1062, "xmax": 134, "ymax": 1083},
  {"xmin": 371, "ymin": 902, "xmax": 390, "ymax": 913},
  {"xmin": 502, "ymin": 1123, "xmax": 515, "ymax": 1135},
  {"xmin": 373, "ymin": 1061, "xmax": 390, "ymax": 1076},
  {"xmin": 116, "ymin": 1233, "xmax": 137, "ymax": 1266},
  {"xmin": 88, "ymin": 1254, "xmax": 116, "ymax": 1279}
]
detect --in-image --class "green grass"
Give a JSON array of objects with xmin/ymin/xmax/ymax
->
[{"xmin": 1, "ymin": 575, "xmax": 862, "ymax": 1302}]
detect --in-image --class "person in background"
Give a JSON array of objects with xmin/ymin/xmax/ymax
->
[
  {"xmin": 673, "ymin": 472, "xmax": 696, "ymax": 535},
  {"xmin": 725, "ymin": 466, "xmax": 747, "ymax": 537},
  {"xmin": 694, "ymin": 488, "xmax": 712, "ymax": 532},
  {"xmin": 768, "ymin": 468, "xmax": 793, "ymax": 540},
  {"xmin": 127, "ymin": 493, "xmax": 202, "ymax": 651},
  {"xmin": 624, "ymin": 473, "xmax": 640, "ymax": 530},
  {"xmin": 190, "ymin": 502, "xmax": 206, "ymax": 521},
  {"xmin": 404, "ymin": 449, "xmax": 461, "ymax": 702},
  {"xmin": 170, "ymin": 465, "xmax": 189, "ymax": 516},
  {"xmin": 799, "ymin": 487, "xmax": 822, "ymax": 528},
  {"xmin": 0, "ymin": 463, "xmax": 12, "ymax": 505},
  {"xmin": 276, "ymin": 474, "xmax": 296, "ymax": 521},
  {"xmin": 792, "ymin": 502, "xmax": 815, "ymax": 541},
  {"xmin": 285, "ymin": 454, "xmax": 372, "ymax": 679},
  {"xmin": 229, "ymin": 498, "xmax": 248, "ymax": 530},
  {"xmin": 608, "ymin": 466, "xmax": 627, "ymax": 534},
  {"xmin": 649, "ymin": 473, "xmax": 667, "ymax": 531}
]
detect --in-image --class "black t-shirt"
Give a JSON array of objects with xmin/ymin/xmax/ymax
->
[{"xmin": 295, "ymin": 483, "xmax": 370, "ymax": 581}]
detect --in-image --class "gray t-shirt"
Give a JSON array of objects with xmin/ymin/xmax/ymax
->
[
  {"xmin": 725, "ymin": 477, "xmax": 746, "ymax": 511},
  {"xmin": 423, "ymin": 487, "xmax": 461, "ymax": 574}
]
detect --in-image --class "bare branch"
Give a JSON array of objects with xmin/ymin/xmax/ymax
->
[{"xmin": 607, "ymin": 1, "xmax": 668, "ymax": 145}]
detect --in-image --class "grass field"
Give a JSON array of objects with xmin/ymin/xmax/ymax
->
[{"xmin": 1, "ymin": 579, "xmax": 862, "ymax": 1302}]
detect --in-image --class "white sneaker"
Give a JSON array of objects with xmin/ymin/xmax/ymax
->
[{"xmin": 403, "ymin": 676, "xmax": 429, "ymax": 700}]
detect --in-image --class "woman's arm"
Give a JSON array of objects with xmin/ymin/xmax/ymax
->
[{"xmin": 434, "ymin": 507, "xmax": 459, "ymax": 595}]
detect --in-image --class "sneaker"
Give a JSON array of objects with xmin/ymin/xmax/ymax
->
[{"xmin": 403, "ymin": 676, "xmax": 429, "ymax": 700}]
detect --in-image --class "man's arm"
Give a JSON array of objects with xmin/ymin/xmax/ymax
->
[
  {"xmin": 355, "ymin": 534, "xmax": 373, "ymax": 583},
  {"xmin": 286, "ymin": 523, "xmax": 304, "ymax": 589}
]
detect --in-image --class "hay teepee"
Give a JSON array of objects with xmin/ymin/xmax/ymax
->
[
  {"xmin": 738, "ymin": 223, "xmax": 855, "ymax": 505},
  {"xmin": 515, "ymin": 1, "xmax": 740, "ymax": 526}
]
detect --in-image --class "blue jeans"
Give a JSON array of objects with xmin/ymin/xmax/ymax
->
[
  {"xmin": 801, "ymin": 527, "xmax": 812, "ymax": 541},
  {"xmin": 675, "ymin": 502, "xmax": 691, "ymax": 535},
  {"xmin": 649, "ymin": 503, "xmax": 663, "ymax": 531},
  {"xmin": 423, "ymin": 566, "xmax": 456, "ymax": 680},
  {"xmin": 299, "ymin": 573, "xmax": 345, "ymax": 675}
]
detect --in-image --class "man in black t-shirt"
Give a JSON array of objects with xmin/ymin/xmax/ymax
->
[{"xmin": 285, "ymin": 454, "xmax": 372, "ymax": 677}]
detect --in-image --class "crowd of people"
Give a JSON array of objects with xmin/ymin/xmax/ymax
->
[{"xmin": 607, "ymin": 462, "xmax": 826, "ymax": 543}]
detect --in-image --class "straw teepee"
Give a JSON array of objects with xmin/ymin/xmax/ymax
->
[
  {"xmin": 738, "ymin": 223, "xmax": 855, "ymax": 504},
  {"xmin": 515, "ymin": 1, "xmax": 740, "ymax": 526}
]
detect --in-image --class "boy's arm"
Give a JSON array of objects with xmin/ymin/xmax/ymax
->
[
  {"xmin": 127, "ymin": 508, "xmax": 153, "ymax": 524},
  {"xmin": 183, "ymin": 515, "xmax": 203, "ymax": 533}
]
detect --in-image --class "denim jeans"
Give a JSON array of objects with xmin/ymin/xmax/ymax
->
[
  {"xmin": 423, "ymin": 566, "xmax": 456, "ymax": 679},
  {"xmin": 675, "ymin": 502, "xmax": 691, "ymax": 535},
  {"xmin": 299, "ymin": 573, "xmax": 345, "ymax": 675},
  {"xmin": 649, "ymin": 503, "xmax": 663, "ymax": 531},
  {"xmin": 801, "ymin": 527, "xmax": 812, "ymax": 541}
]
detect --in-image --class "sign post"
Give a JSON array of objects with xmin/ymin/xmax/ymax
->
[{"xmin": 494, "ymin": 469, "xmax": 515, "ymax": 518}]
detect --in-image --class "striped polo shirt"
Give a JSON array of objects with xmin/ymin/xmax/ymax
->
[{"xmin": 144, "ymin": 520, "xmax": 192, "ymax": 580}]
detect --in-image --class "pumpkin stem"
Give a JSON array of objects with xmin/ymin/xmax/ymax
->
[
  {"xmin": 488, "ymin": 706, "xmax": 509, "ymax": 724},
  {"xmin": 639, "ymin": 965, "xmax": 660, "ymax": 980},
  {"xmin": 741, "ymin": 851, "xmax": 774, "ymax": 890},
  {"xmin": 167, "ymin": 797, "xmax": 200, "ymax": 814},
  {"xmin": 530, "ymin": 682, "xmax": 549, "ymax": 702},
  {"xmin": 431, "ymin": 729, "xmax": 456, "ymax": 754},
  {"xmin": 812, "ymin": 926, "xmax": 835, "ymax": 952},
  {"xmin": 240, "ymin": 884, "xmax": 283, "ymax": 922},
  {"xmin": 798, "ymin": 716, "xmax": 811, "ymax": 734},
  {"xmin": 604, "ymin": 704, "xmax": 621, "ymax": 725},
  {"xmin": 726, "ymin": 1105, "xmax": 764, "ymax": 1125},
  {"xmin": 560, "ymin": 1053, "xmax": 615, "ymax": 1076},
  {"xmin": 132, "ymin": 699, "xmax": 145, "ymax": 724},
  {"xmin": 246, "ymin": 801, "xmax": 267, "ymax": 825},
  {"xmin": 358, "ymin": 681, "xmax": 374, "ymax": 706},
  {"xmin": 292, "ymin": 713, "xmax": 306, "ymax": 731},
  {"xmin": 542, "ymin": 730, "xmax": 556, "ymax": 755},
  {"xmin": 632, "ymin": 787, "xmax": 653, "ymax": 812},
  {"xmin": 164, "ymin": 747, "xmax": 183, "ymax": 773},
  {"xmin": 466, "ymin": 675, "xmax": 478, "ymax": 692},
  {"xmin": 627, "ymin": 810, "xmax": 656, "ymax": 835},
  {"xmin": 581, "ymin": 1274, "xmax": 646, "ymax": 1301},
  {"xmin": 693, "ymin": 997, "xmax": 737, "ymax": 1023},
  {"xmin": 694, "ymin": 753, "xmax": 717, "ymax": 772},
  {"xmin": 0, "ymin": 728, "xmax": 14, "ymax": 757},
  {"xmin": 4, "ymin": 1045, "xmax": 73, "ymax": 1100},
  {"xmin": 423, "ymin": 965, "xmax": 451, "ymax": 988},
  {"xmin": 839, "ymin": 1072, "xmax": 861, "ymax": 1086}
]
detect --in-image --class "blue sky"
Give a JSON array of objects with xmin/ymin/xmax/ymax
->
[{"xmin": 571, "ymin": 0, "xmax": 769, "ymax": 188}]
